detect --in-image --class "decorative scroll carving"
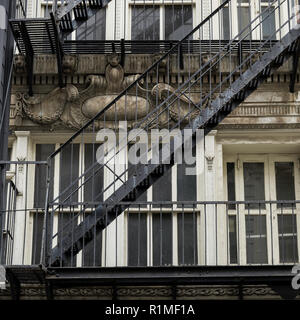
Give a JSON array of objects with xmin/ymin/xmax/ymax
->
[{"xmin": 15, "ymin": 53, "xmax": 202, "ymax": 130}]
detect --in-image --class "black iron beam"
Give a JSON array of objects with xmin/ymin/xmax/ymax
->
[
  {"xmin": 45, "ymin": 265, "xmax": 297, "ymax": 288},
  {"xmin": 290, "ymin": 40, "xmax": 300, "ymax": 93},
  {"xmin": 19, "ymin": 21, "xmax": 34, "ymax": 96},
  {"xmin": 50, "ymin": 12, "xmax": 64, "ymax": 89}
]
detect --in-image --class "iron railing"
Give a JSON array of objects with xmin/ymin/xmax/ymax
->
[
  {"xmin": 0, "ymin": 161, "xmax": 48, "ymax": 266},
  {"xmin": 1, "ymin": 197, "xmax": 299, "ymax": 267}
]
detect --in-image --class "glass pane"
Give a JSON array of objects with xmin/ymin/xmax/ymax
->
[
  {"xmin": 165, "ymin": 5, "xmax": 193, "ymax": 40},
  {"xmin": 278, "ymin": 215, "xmax": 298, "ymax": 263},
  {"xmin": 77, "ymin": 9, "xmax": 106, "ymax": 40},
  {"xmin": 31, "ymin": 212, "xmax": 44, "ymax": 264},
  {"xmin": 82, "ymin": 212, "xmax": 102, "ymax": 267},
  {"xmin": 275, "ymin": 162, "xmax": 295, "ymax": 208},
  {"xmin": 152, "ymin": 168, "xmax": 172, "ymax": 208},
  {"xmin": 223, "ymin": 7, "xmax": 230, "ymax": 40},
  {"xmin": 227, "ymin": 163, "xmax": 236, "ymax": 209},
  {"xmin": 128, "ymin": 212, "xmax": 147, "ymax": 266},
  {"xmin": 229, "ymin": 215, "xmax": 238, "ymax": 264},
  {"xmin": 59, "ymin": 144, "xmax": 80, "ymax": 204},
  {"xmin": 238, "ymin": 6, "xmax": 251, "ymax": 40},
  {"xmin": 58, "ymin": 211, "xmax": 77, "ymax": 267},
  {"xmin": 177, "ymin": 212, "xmax": 197, "ymax": 265},
  {"xmin": 153, "ymin": 213, "xmax": 173, "ymax": 266},
  {"xmin": 34, "ymin": 144, "xmax": 55, "ymax": 208},
  {"xmin": 84, "ymin": 144, "xmax": 104, "ymax": 203},
  {"xmin": 177, "ymin": 142, "xmax": 196, "ymax": 204},
  {"xmin": 243, "ymin": 162, "xmax": 265, "ymax": 209},
  {"xmin": 261, "ymin": 5, "xmax": 276, "ymax": 40},
  {"xmin": 132, "ymin": 6, "xmax": 160, "ymax": 40},
  {"xmin": 128, "ymin": 159, "xmax": 147, "ymax": 208},
  {"xmin": 245, "ymin": 215, "xmax": 268, "ymax": 264}
]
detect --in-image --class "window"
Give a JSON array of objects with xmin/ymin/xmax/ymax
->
[
  {"xmin": 84, "ymin": 144, "xmax": 104, "ymax": 203},
  {"xmin": 34, "ymin": 144, "xmax": 55, "ymax": 208},
  {"xmin": 275, "ymin": 162, "xmax": 296, "ymax": 207},
  {"xmin": 177, "ymin": 211, "xmax": 197, "ymax": 265},
  {"xmin": 152, "ymin": 212, "xmax": 173, "ymax": 266},
  {"xmin": 76, "ymin": 9, "xmax": 106, "ymax": 40},
  {"xmin": 245, "ymin": 214, "xmax": 268, "ymax": 264},
  {"xmin": 131, "ymin": 4, "xmax": 193, "ymax": 40},
  {"xmin": 226, "ymin": 162, "xmax": 236, "ymax": 209},
  {"xmin": 225, "ymin": 155, "xmax": 300, "ymax": 266},
  {"xmin": 222, "ymin": 0, "xmax": 278, "ymax": 40},
  {"xmin": 165, "ymin": 5, "xmax": 193, "ymax": 40},
  {"xmin": 229, "ymin": 215, "xmax": 238, "ymax": 264},
  {"xmin": 127, "ymin": 212, "xmax": 148, "ymax": 266},
  {"xmin": 278, "ymin": 214, "xmax": 298, "ymax": 263},
  {"xmin": 131, "ymin": 5, "xmax": 160, "ymax": 40},
  {"xmin": 59, "ymin": 143, "xmax": 80, "ymax": 204},
  {"xmin": 243, "ymin": 162, "xmax": 265, "ymax": 209}
]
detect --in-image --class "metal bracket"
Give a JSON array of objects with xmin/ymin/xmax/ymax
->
[
  {"xmin": 50, "ymin": 12, "xmax": 65, "ymax": 89},
  {"xmin": 19, "ymin": 21, "xmax": 34, "ymax": 96},
  {"xmin": 290, "ymin": 40, "xmax": 300, "ymax": 93}
]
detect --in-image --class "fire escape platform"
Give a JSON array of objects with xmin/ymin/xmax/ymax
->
[
  {"xmin": 3, "ymin": 265, "xmax": 296, "ymax": 286},
  {"xmin": 2, "ymin": 265, "xmax": 298, "ymax": 300}
]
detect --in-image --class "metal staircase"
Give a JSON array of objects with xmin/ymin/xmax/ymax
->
[
  {"xmin": 41, "ymin": 0, "xmax": 300, "ymax": 267},
  {"xmin": 9, "ymin": 0, "xmax": 112, "ymax": 95}
]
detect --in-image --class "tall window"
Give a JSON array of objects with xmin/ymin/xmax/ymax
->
[
  {"xmin": 131, "ymin": 4, "xmax": 193, "ymax": 40},
  {"xmin": 76, "ymin": 9, "xmax": 106, "ymax": 40}
]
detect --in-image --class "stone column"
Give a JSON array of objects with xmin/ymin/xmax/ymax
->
[
  {"xmin": 204, "ymin": 130, "xmax": 217, "ymax": 265},
  {"xmin": 12, "ymin": 131, "xmax": 30, "ymax": 265}
]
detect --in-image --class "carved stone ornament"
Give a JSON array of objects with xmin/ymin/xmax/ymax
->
[
  {"xmin": 13, "ymin": 55, "xmax": 26, "ymax": 74},
  {"xmin": 16, "ymin": 53, "xmax": 205, "ymax": 131}
]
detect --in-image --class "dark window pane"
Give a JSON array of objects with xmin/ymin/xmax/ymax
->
[
  {"xmin": 132, "ymin": 6, "xmax": 160, "ymax": 40},
  {"xmin": 223, "ymin": 6, "xmax": 230, "ymax": 40},
  {"xmin": 77, "ymin": 9, "xmax": 106, "ymax": 40},
  {"xmin": 275, "ymin": 162, "xmax": 295, "ymax": 208},
  {"xmin": 82, "ymin": 211, "xmax": 102, "ymax": 266},
  {"xmin": 31, "ymin": 212, "xmax": 44, "ymax": 264},
  {"xmin": 178, "ymin": 212, "xmax": 197, "ymax": 265},
  {"xmin": 229, "ymin": 216, "xmax": 238, "ymax": 264},
  {"xmin": 35, "ymin": 144, "xmax": 55, "ymax": 208},
  {"xmin": 128, "ymin": 212, "xmax": 147, "ymax": 266},
  {"xmin": 245, "ymin": 215, "xmax": 268, "ymax": 264},
  {"xmin": 278, "ymin": 215, "xmax": 298, "ymax": 263},
  {"xmin": 57, "ymin": 211, "xmax": 77, "ymax": 267},
  {"xmin": 238, "ymin": 6, "xmax": 251, "ymax": 40},
  {"xmin": 165, "ymin": 5, "xmax": 193, "ymax": 40},
  {"xmin": 84, "ymin": 144, "xmax": 104, "ymax": 203},
  {"xmin": 153, "ymin": 168, "xmax": 172, "ymax": 208},
  {"xmin": 59, "ymin": 144, "xmax": 79, "ymax": 204},
  {"xmin": 128, "ymin": 160, "xmax": 147, "ymax": 208},
  {"xmin": 177, "ymin": 142, "xmax": 196, "ymax": 204},
  {"xmin": 153, "ymin": 213, "xmax": 172, "ymax": 266},
  {"xmin": 227, "ymin": 163, "xmax": 236, "ymax": 210},
  {"xmin": 243, "ymin": 162, "xmax": 265, "ymax": 209},
  {"xmin": 261, "ymin": 5, "xmax": 276, "ymax": 40}
]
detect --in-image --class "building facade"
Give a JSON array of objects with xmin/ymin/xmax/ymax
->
[{"xmin": 0, "ymin": 0, "xmax": 300, "ymax": 299}]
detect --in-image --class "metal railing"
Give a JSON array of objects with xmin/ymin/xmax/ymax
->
[
  {"xmin": 0, "ymin": 161, "xmax": 48, "ymax": 266},
  {"xmin": 1, "ymin": 198, "xmax": 299, "ymax": 267}
]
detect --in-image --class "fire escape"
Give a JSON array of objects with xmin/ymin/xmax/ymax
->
[{"xmin": 1, "ymin": 0, "xmax": 300, "ymax": 300}]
